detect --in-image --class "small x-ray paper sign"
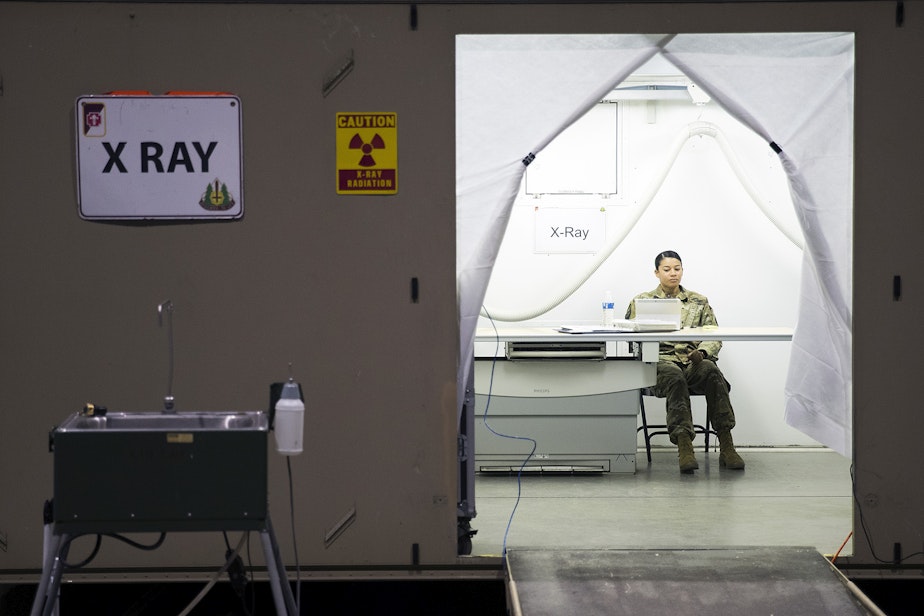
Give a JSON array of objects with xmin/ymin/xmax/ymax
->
[
  {"xmin": 336, "ymin": 112, "xmax": 398, "ymax": 195},
  {"xmin": 534, "ymin": 207, "xmax": 606, "ymax": 254}
]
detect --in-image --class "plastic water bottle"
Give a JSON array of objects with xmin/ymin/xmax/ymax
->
[
  {"xmin": 602, "ymin": 291, "xmax": 615, "ymax": 327},
  {"xmin": 274, "ymin": 378, "xmax": 305, "ymax": 455}
]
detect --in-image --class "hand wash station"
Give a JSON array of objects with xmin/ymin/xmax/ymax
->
[{"xmin": 31, "ymin": 302, "xmax": 301, "ymax": 616}]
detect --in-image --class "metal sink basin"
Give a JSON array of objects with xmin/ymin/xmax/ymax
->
[
  {"xmin": 57, "ymin": 410, "xmax": 267, "ymax": 432},
  {"xmin": 52, "ymin": 410, "xmax": 268, "ymax": 533}
]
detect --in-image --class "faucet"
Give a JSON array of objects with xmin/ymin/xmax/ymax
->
[{"xmin": 158, "ymin": 300, "xmax": 176, "ymax": 413}]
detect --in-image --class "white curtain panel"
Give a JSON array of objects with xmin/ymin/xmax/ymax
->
[
  {"xmin": 661, "ymin": 33, "xmax": 855, "ymax": 455},
  {"xmin": 456, "ymin": 33, "xmax": 854, "ymax": 455},
  {"xmin": 456, "ymin": 33, "xmax": 666, "ymax": 418}
]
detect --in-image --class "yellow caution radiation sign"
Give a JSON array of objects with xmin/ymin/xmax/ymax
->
[{"xmin": 336, "ymin": 112, "xmax": 397, "ymax": 195}]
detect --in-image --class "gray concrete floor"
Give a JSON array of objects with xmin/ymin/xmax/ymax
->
[{"xmin": 470, "ymin": 448, "xmax": 853, "ymax": 558}]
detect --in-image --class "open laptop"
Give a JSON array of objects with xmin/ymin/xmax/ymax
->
[{"xmin": 632, "ymin": 298, "xmax": 682, "ymax": 331}]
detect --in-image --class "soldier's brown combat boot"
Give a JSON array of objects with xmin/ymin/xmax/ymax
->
[
  {"xmin": 676, "ymin": 433, "xmax": 698, "ymax": 473},
  {"xmin": 718, "ymin": 430, "xmax": 745, "ymax": 470}
]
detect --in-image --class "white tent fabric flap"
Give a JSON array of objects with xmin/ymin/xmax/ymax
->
[
  {"xmin": 456, "ymin": 33, "xmax": 854, "ymax": 456},
  {"xmin": 660, "ymin": 33, "xmax": 855, "ymax": 455},
  {"xmin": 456, "ymin": 33, "xmax": 666, "ymax": 417}
]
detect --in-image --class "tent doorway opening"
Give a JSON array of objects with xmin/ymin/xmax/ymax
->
[
  {"xmin": 455, "ymin": 32, "xmax": 854, "ymax": 554},
  {"xmin": 456, "ymin": 32, "xmax": 854, "ymax": 453}
]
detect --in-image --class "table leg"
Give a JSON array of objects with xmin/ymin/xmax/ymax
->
[
  {"xmin": 260, "ymin": 514, "xmax": 298, "ymax": 615},
  {"xmin": 31, "ymin": 533, "xmax": 72, "ymax": 616}
]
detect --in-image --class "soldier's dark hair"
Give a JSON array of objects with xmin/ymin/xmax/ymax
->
[{"xmin": 655, "ymin": 250, "xmax": 682, "ymax": 269}]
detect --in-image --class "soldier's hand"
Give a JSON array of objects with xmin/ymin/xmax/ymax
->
[{"xmin": 690, "ymin": 350, "xmax": 705, "ymax": 364}]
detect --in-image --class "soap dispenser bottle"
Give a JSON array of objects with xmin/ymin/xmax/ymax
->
[{"xmin": 274, "ymin": 377, "xmax": 305, "ymax": 455}]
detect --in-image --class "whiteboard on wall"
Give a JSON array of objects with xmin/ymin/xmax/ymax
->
[
  {"xmin": 524, "ymin": 103, "xmax": 618, "ymax": 195},
  {"xmin": 75, "ymin": 95, "xmax": 243, "ymax": 220}
]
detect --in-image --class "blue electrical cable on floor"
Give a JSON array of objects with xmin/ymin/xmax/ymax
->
[{"xmin": 480, "ymin": 308, "xmax": 537, "ymax": 557}]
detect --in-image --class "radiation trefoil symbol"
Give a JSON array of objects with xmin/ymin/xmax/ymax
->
[{"xmin": 349, "ymin": 133, "xmax": 385, "ymax": 167}]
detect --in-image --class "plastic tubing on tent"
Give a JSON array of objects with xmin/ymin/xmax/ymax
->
[{"xmin": 481, "ymin": 121, "xmax": 804, "ymax": 322}]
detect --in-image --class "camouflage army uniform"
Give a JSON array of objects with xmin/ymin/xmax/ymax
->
[{"xmin": 625, "ymin": 285, "xmax": 736, "ymax": 443}]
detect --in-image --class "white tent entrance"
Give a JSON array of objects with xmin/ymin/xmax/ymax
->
[{"xmin": 456, "ymin": 33, "xmax": 854, "ymax": 458}]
